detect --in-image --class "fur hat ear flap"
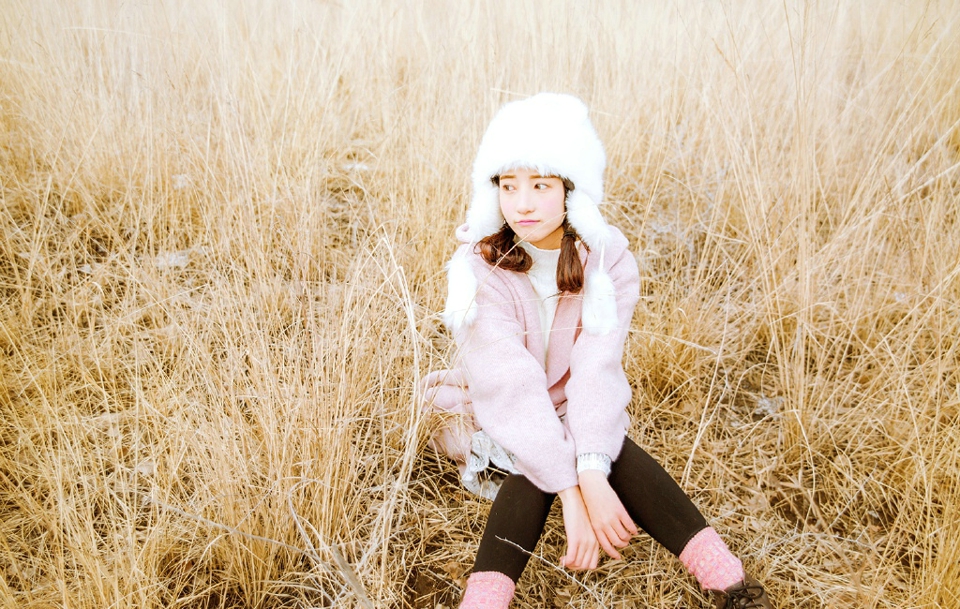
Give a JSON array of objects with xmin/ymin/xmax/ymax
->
[
  {"xmin": 565, "ymin": 189, "xmax": 610, "ymax": 251},
  {"xmin": 581, "ymin": 247, "xmax": 618, "ymax": 336},
  {"xmin": 442, "ymin": 248, "xmax": 479, "ymax": 332},
  {"xmin": 464, "ymin": 182, "xmax": 503, "ymax": 243}
]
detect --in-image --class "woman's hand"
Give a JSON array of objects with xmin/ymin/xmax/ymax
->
[
  {"xmin": 577, "ymin": 470, "xmax": 638, "ymax": 560},
  {"xmin": 557, "ymin": 486, "xmax": 600, "ymax": 570}
]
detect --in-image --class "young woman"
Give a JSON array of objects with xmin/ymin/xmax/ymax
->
[{"xmin": 421, "ymin": 93, "xmax": 774, "ymax": 609}]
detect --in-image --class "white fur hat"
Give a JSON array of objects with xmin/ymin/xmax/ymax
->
[
  {"xmin": 444, "ymin": 93, "xmax": 618, "ymax": 336},
  {"xmin": 463, "ymin": 93, "xmax": 611, "ymax": 250}
]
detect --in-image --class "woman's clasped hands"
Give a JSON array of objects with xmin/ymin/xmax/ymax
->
[{"xmin": 558, "ymin": 470, "xmax": 639, "ymax": 570}]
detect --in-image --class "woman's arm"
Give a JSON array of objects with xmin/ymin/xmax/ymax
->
[
  {"xmin": 557, "ymin": 485, "xmax": 600, "ymax": 570},
  {"xmin": 564, "ymin": 242, "xmax": 641, "ymax": 463},
  {"xmin": 455, "ymin": 252, "xmax": 580, "ymax": 493}
]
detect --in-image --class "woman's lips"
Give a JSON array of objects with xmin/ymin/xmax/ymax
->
[{"xmin": 516, "ymin": 220, "xmax": 538, "ymax": 226}]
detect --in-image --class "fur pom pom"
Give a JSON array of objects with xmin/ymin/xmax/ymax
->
[
  {"xmin": 442, "ymin": 249, "xmax": 479, "ymax": 332},
  {"xmin": 581, "ymin": 248, "xmax": 617, "ymax": 335}
]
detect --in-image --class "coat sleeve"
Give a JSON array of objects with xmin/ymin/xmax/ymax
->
[
  {"xmin": 454, "ymin": 257, "xmax": 580, "ymax": 494},
  {"xmin": 563, "ymin": 245, "xmax": 640, "ymax": 461}
]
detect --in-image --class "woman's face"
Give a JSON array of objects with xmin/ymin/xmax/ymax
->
[{"xmin": 497, "ymin": 168, "xmax": 566, "ymax": 250}]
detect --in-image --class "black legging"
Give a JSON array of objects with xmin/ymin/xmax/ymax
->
[{"xmin": 472, "ymin": 437, "xmax": 708, "ymax": 581}]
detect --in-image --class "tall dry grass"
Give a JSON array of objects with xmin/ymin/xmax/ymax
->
[{"xmin": 1, "ymin": 1, "xmax": 958, "ymax": 607}]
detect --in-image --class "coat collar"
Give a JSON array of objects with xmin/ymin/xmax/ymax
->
[
  {"xmin": 543, "ymin": 245, "xmax": 589, "ymax": 387},
  {"xmin": 545, "ymin": 292, "xmax": 579, "ymax": 387}
]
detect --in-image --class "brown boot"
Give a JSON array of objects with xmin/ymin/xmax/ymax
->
[{"xmin": 711, "ymin": 574, "xmax": 773, "ymax": 609}]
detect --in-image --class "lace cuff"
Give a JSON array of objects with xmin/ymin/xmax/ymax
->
[{"xmin": 576, "ymin": 452, "xmax": 612, "ymax": 476}]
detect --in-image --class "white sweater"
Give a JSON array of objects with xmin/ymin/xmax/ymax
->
[{"xmin": 517, "ymin": 241, "xmax": 561, "ymax": 361}]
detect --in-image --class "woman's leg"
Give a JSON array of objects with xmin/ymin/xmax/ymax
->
[
  {"xmin": 608, "ymin": 437, "xmax": 708, "ymax": 555},
  {"xmin": 472, "ymin": 473, "xmax": 556, "ymax": 580},
  {"xmin": 460, "ymin": 474, "xmax": 555, "ymax": 609},
  {"xmin": 609, "ymin": 438, "xmax": 747, "ymax": 593}
]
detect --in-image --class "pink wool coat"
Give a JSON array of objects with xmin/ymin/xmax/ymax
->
[{"xmin": 422, "ymin": 224, "xmax": 641, "ymax": 494}]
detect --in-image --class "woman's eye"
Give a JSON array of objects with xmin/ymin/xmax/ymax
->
[{"xmin": 535, "ymin": 183, "xmax": 548, "ymax": 190}]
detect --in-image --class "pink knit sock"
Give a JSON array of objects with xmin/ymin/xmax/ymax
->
[
  {"xmin": 459, "ymin": 571, "xmax": 515, "ymax": 609},
  {"xmin": 678, "ymin": 527, "xmax": 745, "ymax": 591}
]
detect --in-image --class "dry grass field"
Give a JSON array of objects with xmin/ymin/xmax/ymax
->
[{"xmin": 1, "ymin": 1, "xmax": 959, "ymax": 607}]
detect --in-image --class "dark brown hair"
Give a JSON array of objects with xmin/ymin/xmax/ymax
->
[{"xmin": 476, "ymin": 176, "xmax": 586, "ymax": 294}]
